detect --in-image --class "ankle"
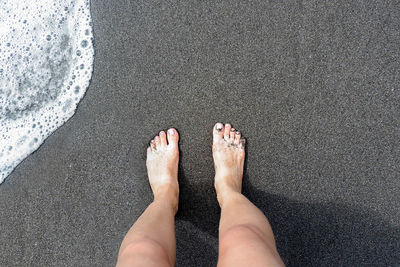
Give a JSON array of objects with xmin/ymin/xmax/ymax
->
[
  {"xmin": 153, "ymin": 184, "xmax": 179, "ymax": 213},
  {"xmin": 215, "ymin": 174, "xmax": 242, "ymax": 193},
  {"xmin": 215, "ymin": 186, "xmax": 242, "ymax": 208}
]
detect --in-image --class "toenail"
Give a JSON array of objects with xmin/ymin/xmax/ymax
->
[
  {"xmin": 236, "ymin": 131, "xmax": 240, "ymax": 135},
  {"xmin": 160, "ymin": 131, "xmax": 165, "ymax": 135},
  {"xmin": 155, "ymin": 136, "xmax": 159, "ymax": 140},
  {"xmin": 216, "ymin": 123, "xmax": 223, "ymax": 131},
  {"xmin": 230, "ymin": 128, "xmax": 235, "ymax": 132},
  {"xmin": 225, "ymin": 124, "xmax": 230, "ymax": 127},
  {"xmin": 168, "ymin": 129, "xmax": 175, "ymax": 135}
]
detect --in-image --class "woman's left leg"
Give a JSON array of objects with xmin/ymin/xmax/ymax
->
[{"xmin": 117, "ymin": 128, "xmax": 180, "ymax": 267}]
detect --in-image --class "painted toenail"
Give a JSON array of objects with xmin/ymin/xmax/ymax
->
[
  {"xmin": 216, "ymin": 123, "xmax": 223, "ymax": 131},
  {"xmin": 168, "ymin": 129, "xmax": 175, "ymax": 135}
]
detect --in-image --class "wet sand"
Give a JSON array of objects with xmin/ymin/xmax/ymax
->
[{"xmin": 1, "ymin": 1, "xmax": 399, "ymax": 266}]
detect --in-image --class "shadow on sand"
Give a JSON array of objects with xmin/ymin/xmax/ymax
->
[{"xmin": 175, "ymin": 162, "xmax": 400, "ymax": 266}]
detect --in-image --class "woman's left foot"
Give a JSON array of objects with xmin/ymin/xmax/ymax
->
[{"xmin": 146, "ymin": 128, "xmax": 180, "ymax": 214}]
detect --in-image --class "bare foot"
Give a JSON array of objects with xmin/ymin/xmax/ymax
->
[
  {"xmin": 212, "ymin": 122, "xmax": 246, "ymax": 207},
  {"xmin": 146, "ymin": 128, "xmax": 179, "ymax": 214}
]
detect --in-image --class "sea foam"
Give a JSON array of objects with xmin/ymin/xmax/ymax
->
[{"xmin": 0, "ymin": 0, "xmax": 94, "ymax": 184}]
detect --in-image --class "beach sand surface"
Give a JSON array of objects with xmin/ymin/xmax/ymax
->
[{"xmin": 1, "ymin": 0, "xmax": 399, "ymax": 266}]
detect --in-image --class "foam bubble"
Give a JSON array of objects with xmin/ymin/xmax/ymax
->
[{"xmin": 0, "ymin": 0, "xmax": 94, "ymax": 184}]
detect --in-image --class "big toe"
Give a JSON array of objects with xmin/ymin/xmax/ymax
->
[
  {"xmin": 213, "ymin": 122, "xmax": 224, "ymax": 144},
  {"xmin": 167, "ymin": 128, "xmax": 179, "ymax": 148}
]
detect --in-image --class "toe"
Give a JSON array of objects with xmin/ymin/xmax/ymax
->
[
  {"xmin": 167, "ymin": 128, "xmax": 179, "ymax": 147},
  {"xmin": 150, "ymin": 139, "xmax": 156, "ymax": 150},
  {"xmin": 239, "ymin": 138, "xmax": 246, "ymax": 148},
  {"xmin": 159, "ymin": 131, "xmax": 167, "ymax": 147},
  {"xmin": 224, "ymin": 123, "xmax": 231, "ymax": 140},
  {"xmin": 154, "ymin": 135, "xmax": 160, "ymax": 147},
  {"xmin": 147, "ymin": 146, "xmax": 152, "ymax": 154},
  {"xmin": 230, "ymin": 128, "xmax": 236, "ymax": 141},
  {"xmin": 234, "ymin": 131, "xmax": 241, "ymax": 145},
  {"xmin": 213, "ymin": 122, "xmax": 224, "ymax": 144}
]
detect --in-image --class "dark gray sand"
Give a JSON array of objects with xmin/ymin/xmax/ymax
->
[{"xmin": 1, "ymin": 1, "xmax": 400, "ymax": 266}]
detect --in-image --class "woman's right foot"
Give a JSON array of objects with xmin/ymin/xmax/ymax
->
[
  {"xmin": 146, "ymin": 128, "xmax": 180, "ymax": 214},
  {"xmin": 212, "ymin": 122, "xmax": 246, "ymax": 207}
]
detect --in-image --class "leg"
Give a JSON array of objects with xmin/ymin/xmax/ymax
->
[
  {"xmin": 212, "ymin": 123, "xmax": 285, "ymax": 267},
  {"xmin": 117, "ymin": 129, "xmax": 180, "ymax": 267}
]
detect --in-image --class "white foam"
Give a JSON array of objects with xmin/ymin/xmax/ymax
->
[{"xmin": 0, "ymin": 0, "xmax": 94, "ymax": 183}]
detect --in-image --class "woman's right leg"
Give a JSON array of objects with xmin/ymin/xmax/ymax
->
[{"xmin": 212, "ymin": 123, "xmax": 284, "ymax": 267}]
